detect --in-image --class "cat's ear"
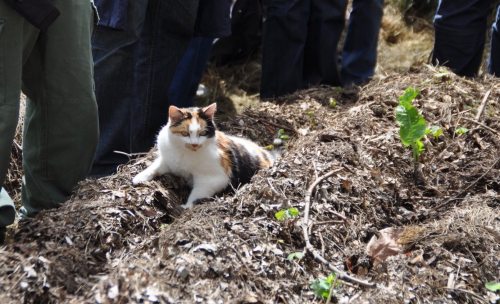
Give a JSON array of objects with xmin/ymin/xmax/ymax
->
[
  {"xmin": 169, "ymin": 106, "xmax": 184, "ymax": 122},
  {"xmin": 202, "ymin": 103, "xmax": 217, "ymax": 119}
]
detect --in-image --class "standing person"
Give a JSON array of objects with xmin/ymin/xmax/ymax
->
[
  {"xmin": 0, "ymin": 0, "xmax": 99, "ymax": 232},
  {"xmin": 90, "ymin": 0, "xmax": 201, "ymax": 177},
  {"xmin": 432, "ymin": 0, "xmax": 500, "ymax": 77},
  {"xmin": 168, "ymin": 0, "xmax": 231, "ymax": 108},
  {"xmin": 90, "ymin": 0, "xmax": 230, "ymax": 177},
  {"xmin": 341, "ymin": 0, "xmax": 384, "ymax": 86},
  {"xmin": 260, "ymin": 0, "xmax": 348, "ymax": 99}
]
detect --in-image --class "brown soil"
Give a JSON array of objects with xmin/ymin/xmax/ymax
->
[{"xmin": 2, "ymin": 67, "xmax": 500, "ymax": 303}]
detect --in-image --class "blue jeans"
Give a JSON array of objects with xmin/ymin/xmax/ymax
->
[
  {"xmin": 432, "ymin": 0, "xmax": 495, "ymax": 77},
  {"xmin": 489, "ymin": 6, "xmax": 500, "ymax": 75},
  {"xmin": 260, "ymin": 0, "xmax": 348, "ymax": 99},
  {"xmin": 168, "ymin": 37, "xmax": 213, "ymax": 108},
  {"xmin": 91, "ymin": 0, "xmax": 199, "ymax": 177},
  {"xmin": 341, "ymin": 0, "xmax": 384, "ymax": 85}
]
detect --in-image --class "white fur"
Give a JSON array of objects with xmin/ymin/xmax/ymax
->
[{"xmin": 133, "ymin": 122, "xmax": 229, "ymax": 208}]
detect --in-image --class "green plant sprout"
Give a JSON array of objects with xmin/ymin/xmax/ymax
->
[
  {"xmin": 486, "ymin": 282, "xmax": 500, "ymax": 292},
  {"xmin": 307, "ymin": 111, "xmax": 316, "ymax": 126},
  {"xmin": 275, "ymin": 208, "xmax": 299, "ymax": 220},
  {"xmin": 329, "ymin": 98, "xmax": 337, "ymax": 108},
  {"xmin": 465, "ymin": 105, "xmax": 477, "ymax": 115},
  {"xmin": 265, "ymin": 145, "xmax": 274, "ymax": 150},
  {"xmin": 278, "ymin": 129, "xmax": 289, "ymax": 140},
  {"xmin": 427, "ymin": 126, "xmax": 443, "ymax": 142},
  {"xmin": 333, "ymin": 87, "xmax": 342, "ymax": 93},
  {"xmin": 455, "ymin": 127, "xmax": 469, "ymax": 135},
  {"xmin": 310, "ymin": 272, "xmax": 341, "ymax": 300},
  {"xmin": 395, "ymin": 88, "xmax": 427, "ymax": 162},
  {"xmin": 287, "ymin": 252, "xmax": 304, "ymax": 262}
]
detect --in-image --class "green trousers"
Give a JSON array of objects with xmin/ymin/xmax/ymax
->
[{"xmin": 0, "ymin": 0, "xmax": 99, "ymax": 227}]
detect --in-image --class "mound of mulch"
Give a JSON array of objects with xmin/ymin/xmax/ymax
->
[{"xmin": 1, "ymin": 67, "xmax": 500, "ymax": 303}]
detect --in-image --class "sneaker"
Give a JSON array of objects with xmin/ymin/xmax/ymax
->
[{"xmin": 17, "ymin": 206, "xmax": 35, "ymax": 222}]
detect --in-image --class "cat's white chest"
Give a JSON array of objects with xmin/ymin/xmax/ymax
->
[{"xmin": 160, "ymin": 139, "xmax": 225, "ymax": 184}]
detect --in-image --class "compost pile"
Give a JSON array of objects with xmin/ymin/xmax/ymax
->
[{"xmin": 1, "ymin": 67, "xmax": 500, "ymax": 303}]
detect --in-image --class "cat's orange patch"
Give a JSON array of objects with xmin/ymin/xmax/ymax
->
[
  {"xmin": 216, "ymin": 131, "xmax": 232, "ymax": 175},
  {"xmin": 257, "ymin": 149, "xmax": 273, "ymax": 168},
  {"xmin": 170, "ymin": 109, "xmax": 208, "ymax": 135}
]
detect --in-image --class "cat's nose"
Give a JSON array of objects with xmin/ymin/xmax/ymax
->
[{"xmin": 191, "ymin": 144, "xmax": 199, "ymax": 147}]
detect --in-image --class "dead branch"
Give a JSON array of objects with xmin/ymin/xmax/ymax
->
[
  {"xmin": 302, "ymin": 169, "xmax": 376, "ymax": 288},
  {"xmin": 475, "ymin": 88, "xmax": 492, "ymax": 120},
  {"xmin": 432, "ymin": 156, "xmax": 500, "ymax": 211},
  {"xmin": 258, "ymin": 119, "xmax": 298, "ymax": 134},
  {"xmin": 460, "ymin": 116, "xmax": 500, "ymax": 137}
]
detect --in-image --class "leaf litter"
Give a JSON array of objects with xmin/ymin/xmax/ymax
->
[{"xmin": 2, "ymin": 66, "xmax": 500, "ymax": 303}]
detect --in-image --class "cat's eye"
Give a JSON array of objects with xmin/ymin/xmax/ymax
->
[
  {"xmin": 181, "ymin": 131, "xmax": 189, "ymax": 137},
  {"xmin": 199, "ymin": 130, "xmax": 207, "ymax": 136}
]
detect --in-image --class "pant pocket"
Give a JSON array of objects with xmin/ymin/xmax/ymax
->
[{"xmin": 0, "ymin": 20, "xmax": 5, "ymax": 106}]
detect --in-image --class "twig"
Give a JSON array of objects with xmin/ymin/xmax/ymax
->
[
  {"xmin": 325, "ymin": 273, "xmax": 339, "ymax": 304},
  {"xmin": 460, "ymin": 116, "xmax": 500, "ymax": 136},
  {"xmin": 475, "ymin": 88, "xmax": 492, "ymax": 120},
  {"xmin": 113, "ymin": 150, "xmax": 148, "ymax": 158},
  {"xmin": 302, "ymin": 169, "xmax": 375, "ymax": 288},
  {"xmin": 324, "ymin": 209, "xmax": 348, "ymax": 221},
  {"xmin": 314, "ymin": 220, "xmax": 345, "ymax": 226},
  {"xmin": 266, "ymin": 178, "xmax": 284, "ymax": 198},
  {"xmin": 257, "ymin": 119, "xmax": 298, "ymax": 134},
  {"xmin": 432, "ymin": 155, "xmax": 500, "ymax": 210}
]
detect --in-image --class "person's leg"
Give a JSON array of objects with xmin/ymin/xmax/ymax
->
[
  {"xmin": 0, "ymin": 2, "xmax": 39, "ymax": 226},
  {"xmin": 432, "ymin": 0, "xmax": 490, "ymax": 77},
  {"xmin": 302, "ymin": 0, "xmax": 348, "ymax": 88},
  {"xmin": 341, "ymin": 0, "xmax": 384, "ymax": 85},
  {"xmin": 20, "ymin": 0, "xmax": 99, "ymax": 217},
  {"xmin": 130, "ymin": 0, "xmax": 199, "ymax": 153},
  {"xmin": 90, "ymin": 0, "xmax": 149, "ymax": 177},
  {"xmin": 168, "ymin": 37, "xmax": 213, "ymax": 108},
  {"xmin": 260, "ymin": 0, "xmax": 310, "ymax": 99},
  {"xmin": 488, "ymin": 5, "xmax": 500, "ymax": 76}
]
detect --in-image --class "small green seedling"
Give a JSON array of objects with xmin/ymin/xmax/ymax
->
[
  {"xmin": 395, "ymin": 87, "xmax": 427, "ymax": 162},
  {"xmin": 465, "ymin": 105, "xmax": 477, "ymax": 115},
  {"xmin": 455, "ymin": 127, "xmax": 469, "ymax": 135},
  {"xmin": 307, "ymin": 111, "xmax": 314, "ymax": 116},
  {"xmin": 159, "ymin": 223, "xmax": 169, "ymax": 229},
  {"xmin": 265, "ymin": 145, "xmax": 274, "ymax": 150},
  {"xmin": 275, "ymin": 208, "xmax": 299, "ymax": 220},
  {"xmin": 427, "ymin": 126, "xmax": 443, "ymax": 142},
  {"xmin": 287, "ymin": 252, "xmax": 304, "ymax": 262},
  {"xmin": 310, "ymin": 272, "xmax": 341, "ymax": 300},
  {"xmin": 333, "ymin": 87, "xmax": 342, "ymax": 93},
  {"xmin": 486, "ymin": 282, "xmax": 500, "ymax": 292},
  {"xmin": 329, "ymin": 98, "xmax": 337, "ymax": 108},
  {"xmin": 278, "ymin": 129, "xmax": 289, "ymax": 140}
]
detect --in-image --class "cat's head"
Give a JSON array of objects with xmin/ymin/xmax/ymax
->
[{"xmin": 167, "ymin": 103, "xmax": 217, "ymax": 152}]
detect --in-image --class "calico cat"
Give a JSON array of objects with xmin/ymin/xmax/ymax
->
[{"xmin": 132, "ymin": 103, "xmax": 277, "ymax": 208}]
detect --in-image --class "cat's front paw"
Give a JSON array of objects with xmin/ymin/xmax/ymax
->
[
  {"xmin": 181, "ymin": 202, "xmax": 194, "ymax": 209},
  {"xmin": 132, "ymin": 170, "xmax": 154, "ymax": 185}
]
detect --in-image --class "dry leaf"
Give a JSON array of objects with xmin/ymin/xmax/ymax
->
[{"xmin": 366, "ymin": 227, "xmax": 404, "ymax": 267}]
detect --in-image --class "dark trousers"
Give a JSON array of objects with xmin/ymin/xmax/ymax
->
[
  {"xmin": 341, "ymin": 0, "xmax": 384, "ymax": 85},
  {"xmin": 432, "ymin": 0, "xmax": 500, "ymax": 77},
  {"xmin": 168, "ymin": 37, "xmax": 213, "ymax": 108},
  {"xmin": 91, "ymin": 0, "xmax": 199, "ymax": 176},
  {"xmin": 0, "ymin": 0, "xmax": 99, "ymax": 223},
  {"xmin": 260, "ymin": 0, "xmax": 348, "ymax": 99}
]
